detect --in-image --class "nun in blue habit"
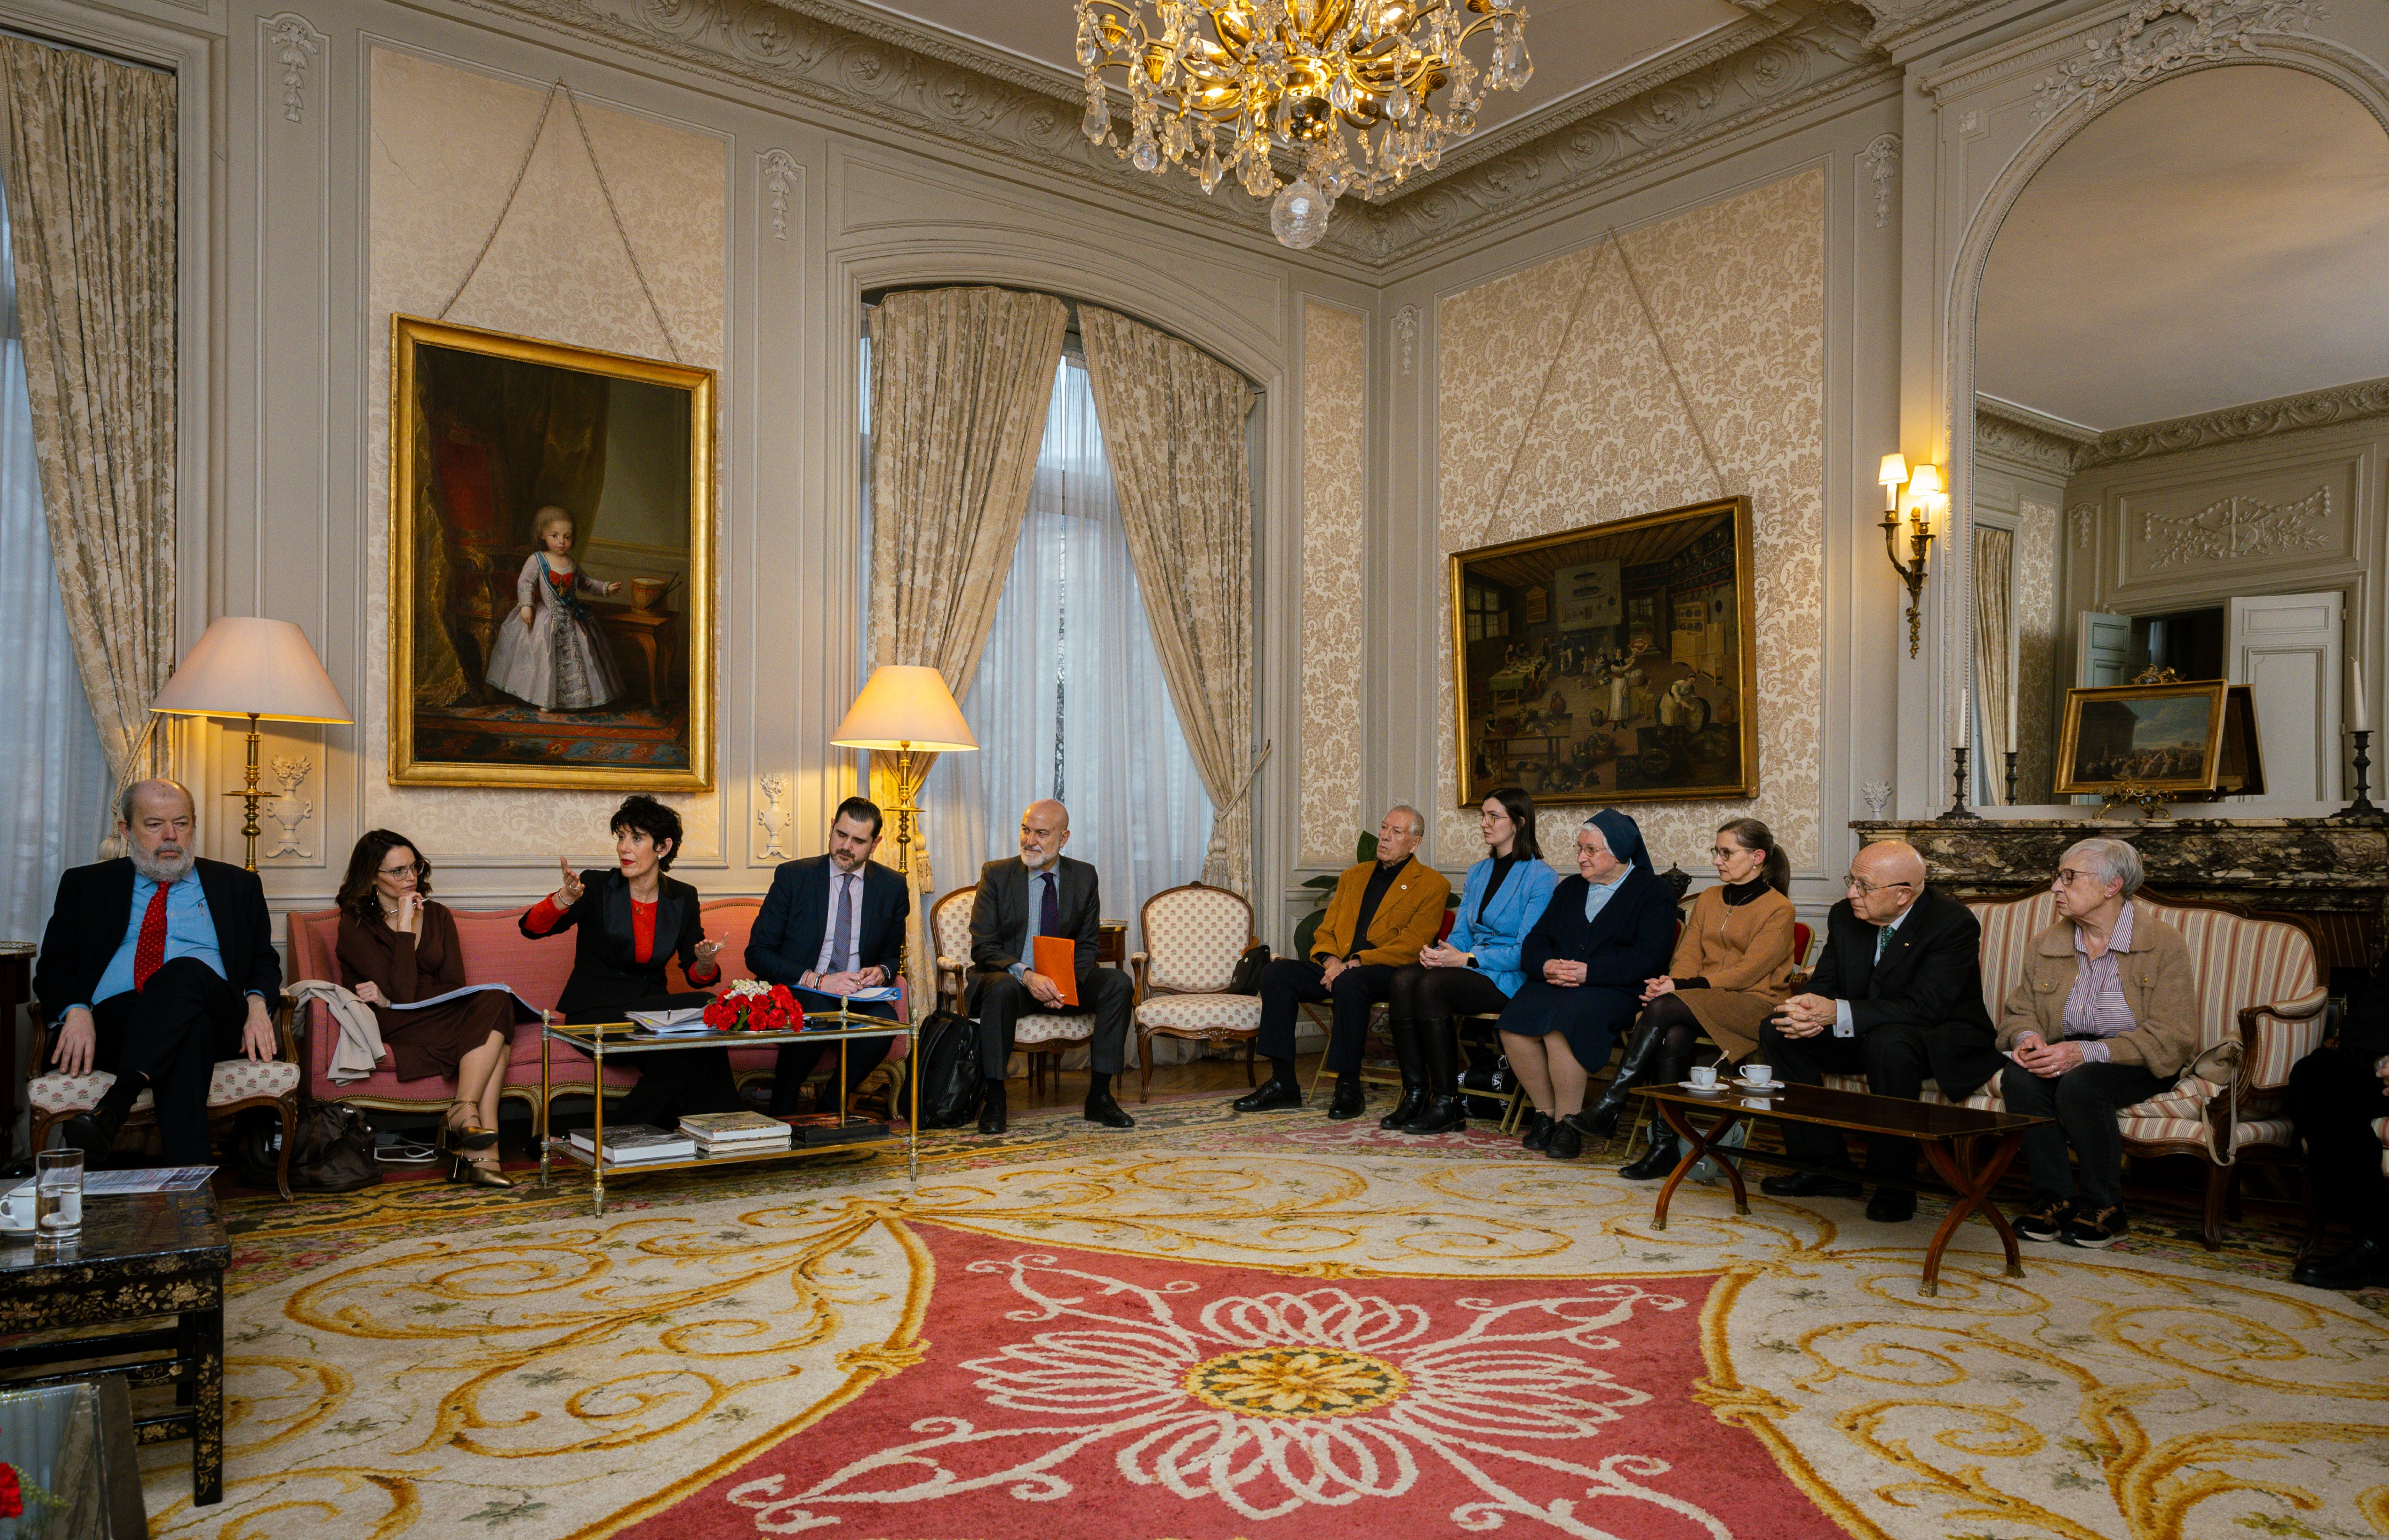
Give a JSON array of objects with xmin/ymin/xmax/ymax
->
[{"xmin": 1497, "ymin": 808, "xmax": 1679, "ymax": 1159}]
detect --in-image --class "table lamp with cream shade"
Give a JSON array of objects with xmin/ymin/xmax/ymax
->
[
  {"xmin": 148, "ymin": 617, "xmax": 351, "ymax": 871},
  {"xmin": 830, "ymin": 664, "xmax": 977, "ymax": 889}
]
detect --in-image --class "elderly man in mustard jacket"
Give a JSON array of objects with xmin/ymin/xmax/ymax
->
[{"xmin": 1234, "ymin": 806, "xmax": 1451, "ymax": 1120}]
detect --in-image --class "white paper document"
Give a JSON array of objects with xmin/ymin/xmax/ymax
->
[
  {"xmin": 627, "ymin": 1007, "xmax": 712, "ymax": 1032},
  {"xmin": 387, "ymin": 983, "xmax": 542, "ymax": 1019}
]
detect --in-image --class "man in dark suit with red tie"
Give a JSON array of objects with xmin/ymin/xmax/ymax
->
[
  {"xmin": 1758, "ymin": 838, "xmax": 2002, "ymax": 1223},
  {"xmin": 34, "ymin": 780, "xmax": 282, "ymax": 1164},
  {"xmin": 746, "ymin": 796, "xmax": 910, "ymax": 1115},
  {"xmin": 966, "ymin": 799, "xmax": 1135, "ymax": 1135}
]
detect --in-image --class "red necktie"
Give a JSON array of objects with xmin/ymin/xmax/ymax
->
[{"xmin": 133, "ymin": 881, "xmax": 173, "ymax": 991}]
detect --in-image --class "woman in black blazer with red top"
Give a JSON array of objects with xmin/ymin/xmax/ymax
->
[{"xmin": 522, "ymin": 795, "xmax": 733, "ymax": 1130}]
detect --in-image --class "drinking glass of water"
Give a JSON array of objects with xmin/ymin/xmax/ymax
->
[{"xmin": 35, "ymin": 1149, "xmax": 82, "ymax": 1240}]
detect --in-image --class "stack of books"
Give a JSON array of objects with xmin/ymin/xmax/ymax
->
[
  {"xmin": 679, "ymin": 1111, "xmax": 795, "ymax": 1157},
  {"xmin": 567, "ymin": 1124, "xmax": 696, "ymax": 1166}
]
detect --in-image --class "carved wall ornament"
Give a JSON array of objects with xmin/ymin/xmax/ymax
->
[
  {"xmin": 267, "ymin": 754, "xmax": 315, "ymax": 859},
  {"xmin": 2033, "ymin": 0, "xmax": 2325, "ymax": 120},
  {"xmin": 1959, "ymin": 109, "xmax": 1983, "ymax": 136},
  {"xmin": 1859, "ymin": 133, "xmax": 1900, "ymax": 228},
  {"xmin": 1394, "ymin": 304, "xmax": 1418, "ymax": 378},
  {"xmin": 761, "ymin": 148, "xmax": 799, "ymax": 242},
  {"xmin": 2071, "ymin": 503, "xmax": 2097, "ymax": 551},
  {"xmin": 266, "ymin": 13, "xmax": 324, "ymax": 125},
  {"xmin": 2143, "ymin": 486, "xmax": 2331, "ymax": 566},
  {"xmin": 757, "ymin": 772, "xmax": 789, "ymax": 859}
]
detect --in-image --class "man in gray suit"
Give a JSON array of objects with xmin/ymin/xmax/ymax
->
[{"xmin": 966, "ymin": 799, "xmax": 1136, "ymax": 1135}]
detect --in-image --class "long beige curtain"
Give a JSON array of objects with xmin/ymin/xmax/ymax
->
[
  {"xmin": 1974, "ymin": 523, "xmax": 2015, "ymax": 803},
  {"xmin": 1077, "ymin": 305, "xmax": 1258, "ymax": 893},
  {"xmin": 0, "ymin": 38, "xmax": 177, "ymax": 794},
  {"xmin": 866, "ymin": 287, "xmax": 1067, "ymax": 998}
]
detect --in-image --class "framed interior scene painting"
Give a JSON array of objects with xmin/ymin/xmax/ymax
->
[
  {"xmin": 2053, "ymin": 678, "xmax": 2228, "ymax": 796},
  {"xmin": 388, "ymin": 315, "xmax": 714, "ymax": 789},
  {"xmin": 1450, "ymin": 497, "xmax": 1758, "ymax": 807}
]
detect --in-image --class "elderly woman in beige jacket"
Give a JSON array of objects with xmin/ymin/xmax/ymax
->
[{"xmin": 1999, "ymin": 836, "xmax": 2200, "ymax": 1251}]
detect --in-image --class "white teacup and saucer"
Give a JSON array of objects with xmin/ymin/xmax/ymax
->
[
  {"xmin": 0, "ymin": 1183, "xmax": 35, "ymax": 1234},
  {"xmin": 1736, "ymin": 1062, "xmax": 1787, "ymax": 1093}
]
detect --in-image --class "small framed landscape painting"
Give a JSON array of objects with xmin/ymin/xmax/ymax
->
[
  {"xmin": 388, "ymin": 315, "xmax": 714, "ymax": 789},
  {"xmin": 1449, "ymin": 497, "xmax": 1759, "ymax": 807},
  {"xmin": 2052, "ymin": 679, "xmax": 2229, "ymax": 795}
]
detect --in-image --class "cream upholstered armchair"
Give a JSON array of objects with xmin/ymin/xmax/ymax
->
[
  {"xmin": 1131, "ymin": 881, "xmax": 1260, "ymax": 1103},
  {"xmin": 932, "ymin": 884, "xmax": 1096, "ymax": 1098}
]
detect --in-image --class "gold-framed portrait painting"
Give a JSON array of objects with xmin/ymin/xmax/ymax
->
[
  {"xmin": 2053, "ymin": 679, "xmax": 2228, "ymax": 795},
  {"xmin": 1450, "ymin": 497, "xmax": 1758, "ymax": 807},
  {"xmin": 389, "ymin": 315, "xmax": 714, "ymax": 789}
]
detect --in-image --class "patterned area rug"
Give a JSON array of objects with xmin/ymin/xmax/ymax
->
[{"xmin": 150, "ymin": 1099, "xmax": 2389, "ymax": 1539}]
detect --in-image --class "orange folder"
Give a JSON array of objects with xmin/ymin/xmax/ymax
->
[{"xmin": 1033, "ymin": 935, "xmax": 1080, "ymax": 1006}]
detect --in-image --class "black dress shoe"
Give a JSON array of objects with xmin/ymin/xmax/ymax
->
[
  {"xmin": 1617, "ymin": 1134, "xmax": 1681, "ymax": 1182},
  {"xmin": 1865, "ymin": 1187, "xmax": 1917, "ymax": 1224},
  {"xmin": 1544, "ymin": 1120, "xmax": 1582, "ymax": 1160},
  {"xmin": 976, "ymin": 1081, "xmax": 1009, "ymax": 1135},
  {"xmin": 1325, "ymin": 1076, "xmax": 1366, "ymax": 1121},
  {"xmin": 1760, "ymin": 1170, "xmax": 1863, "ymax": 1200},
  {"xmin": 1378, "ymin": 1088, "xmax": 1426, "ymax": 1130},
  {"xmin": 60, "ymin": 1109, "xmax": 120, "ymax": 1159},
  {"xmin": 2291, "ymin": 1235, "xmax": 2389, "ymax": 1290},
  {"xmin": 1231, "ymin": 1077, "xmax": 1303, "ymax": 1113},
  {"xmin": 1520, "ymin": 1112, "xmax": 1555, "ymax": 1152},
  {"xmin": 1083, "ymin": 1088, "xmax": 1136, "ymax": 1129}
]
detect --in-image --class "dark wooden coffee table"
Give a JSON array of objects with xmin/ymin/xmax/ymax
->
[
  {"xmin": 0, "ymin": 1186, "xmax": 229, "ymax": 1503},
  {"xmin": 1636, "ymin": 1082, "xmax": 2049, "ymax": 1296}
]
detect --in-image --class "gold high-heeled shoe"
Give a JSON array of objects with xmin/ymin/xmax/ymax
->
[
  {"xmin": 450, "ymin": 1153, "xmax": 512, "ymax": 1189},
  {"xmin": 441, "ymin": 1107, "xmax": 498, "ymax": 1154}
]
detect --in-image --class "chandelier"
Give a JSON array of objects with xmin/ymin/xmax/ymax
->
[{"xmin": 1073, "ymin": 1, "xmax": 1533, "ymax": 249}]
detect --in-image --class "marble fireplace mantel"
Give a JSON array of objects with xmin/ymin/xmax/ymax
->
[{"xmin": 1853, "ymin": 817, "xmax": 2389, "ymax": 975}]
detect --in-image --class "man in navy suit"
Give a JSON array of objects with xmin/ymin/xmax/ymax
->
[
  {"xmin": 35, "ymin": 779, "xmax": 283, "ymax": 1164},
  {"xmin": 746, "ymin": 797, "xmax": 910, "ymax": 1116}
]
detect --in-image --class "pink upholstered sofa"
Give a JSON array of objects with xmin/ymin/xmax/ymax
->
[{"xmin": 288, "ymin": 897, "xmax": 906, "ymax": 1129}]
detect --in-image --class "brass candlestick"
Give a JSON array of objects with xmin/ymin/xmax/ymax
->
[
  {"xmin": 1941, "ymin": 746, "xmax": 1981, "ymax": 821},
  {"xmin": 1880, "ymin": 503, "xmax": 1935, "ymax": 658}
]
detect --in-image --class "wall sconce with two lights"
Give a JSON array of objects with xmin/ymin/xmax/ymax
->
[{"xmin": 1878, "ymin": 453, "xmax": 1946, "ymax": 658}]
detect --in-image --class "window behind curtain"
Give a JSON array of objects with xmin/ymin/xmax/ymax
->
[
  {"xmin": 0, "ymin": 162, "xmax": 111, "ymax": 944},
  {"xmin": 920, "ymin": 351, "xmax": 1214, "ymax": 917}
]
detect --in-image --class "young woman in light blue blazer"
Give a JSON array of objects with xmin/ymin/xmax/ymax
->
[{"xmin": 1380, "ymin": 787, "xmax": 1559, "ymax": 1136}]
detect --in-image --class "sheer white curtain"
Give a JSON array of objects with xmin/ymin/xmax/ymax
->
[
  {"xmin": 0, "ymin": 162, "xmax": 110, "ymax": 945},
  {"xmin": 922, "ymin": 350, "xmax": 1213, "ymax": 941}
]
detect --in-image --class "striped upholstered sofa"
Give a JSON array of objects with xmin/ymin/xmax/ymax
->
[{"xmin": 1820, "ymin": 888, "xmax": 2327, "ymax": 1249}]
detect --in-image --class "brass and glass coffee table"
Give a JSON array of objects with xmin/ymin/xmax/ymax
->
[
  {"xmin": 539, "ymin": 1009, "xmax": 916, "ymax": 1214},
  {"xmin": 1635, "ymin": 1082, "xmax": 2049, "ymax": 1296}
]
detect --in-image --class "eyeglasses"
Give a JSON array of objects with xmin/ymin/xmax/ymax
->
[
  {"xmin": 1843, "ymin": 875, "xmax": 1913, "ymax": 896},
  {"xmin": 2051, "ymin": 868, "xmax": 2098, "ymax": 888},
  {"xmin": 1709, "ymin": 847, "xmax": 1748, "ymax": 861}
]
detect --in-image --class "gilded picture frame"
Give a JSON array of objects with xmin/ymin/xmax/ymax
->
[
  {"xmin": 1450, "ymin": 497, "xmax": 1759, "ymax": 807},
  {"xmin": 2052, "ymin": 679, "xmax": 2229, "ymax": 795},
  {"xmin": 389, "ymin": 315, "xmax": 714, "ymax": 789}
]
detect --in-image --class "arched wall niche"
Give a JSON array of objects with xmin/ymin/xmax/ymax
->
[{"xmin": 1937, "ymin": 29, "xmax": 2389, "ymax": 809}]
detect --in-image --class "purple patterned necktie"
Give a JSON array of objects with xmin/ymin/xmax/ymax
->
[{"xmin": 1039, "ymin": 871, "xmax": 1061, "ymax": 937}]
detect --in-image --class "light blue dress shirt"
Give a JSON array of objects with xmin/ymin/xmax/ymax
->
[
  {"xmin": 1009, "ymin": 867, "xmax": 1064, "ymax": 981},
  {"xmin": 84, "ymin": 875, "xmax": 228, "ymax": 1009},
  {"xmin": 1580, "ymin": 870, "xmax": 1630, "ymax": 926}
]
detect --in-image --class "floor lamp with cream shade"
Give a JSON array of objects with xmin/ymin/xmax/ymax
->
[
  {"xmin": 148, "ymin": 617, "xmax": 351, "ymax": 871},
  {"xmin": 831, "ymin": 664, "xmax": 978, "ymax": 888}
]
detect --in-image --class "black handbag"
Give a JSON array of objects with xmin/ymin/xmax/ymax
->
[
  {"xmin": 900, "ymin": 1009, "xmax": 984, "ymax": 1129},
  {"xmin": 1226, "ymin": 944, "xmax": 1271, "ymax": 995},
  {"xmin": 237, "ymin": 1101, "xmax": 381, "ymax": 1193}
]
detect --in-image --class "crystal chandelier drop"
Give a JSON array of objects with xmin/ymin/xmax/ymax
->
[{"xmin": 1074, "ymin": 1, "xmax": 1533, "ymax": 250}]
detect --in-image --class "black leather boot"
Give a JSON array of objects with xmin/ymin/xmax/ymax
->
[
  {"xmin": 1379, "ymin": 1018, "xmax": 1427, "ymax": 1130},
  {"xmin": 1617, "ymin": 1129, "xmax": 1681, "ymax": 1181},
  {"xmin": 1402, "ymin": 1018, "xmax": 1468, "ymax": 1135},
  {"xmin": 1581, "ymin": 1013, "xmax": 1669, "ymax": 1137}
]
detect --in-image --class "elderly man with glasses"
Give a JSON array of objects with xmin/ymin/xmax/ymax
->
[
  {"xmin": 1997, "ymin": 837, "xmax": 2200, "ymax": 1250},
  {"xmin": 1757, "ymin": 839, "xmax": 2003, "ymax": 1222}
]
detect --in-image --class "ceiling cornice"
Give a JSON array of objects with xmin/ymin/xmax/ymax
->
[
  {"xmin": 2074, "ymin": 374, "xmax": 2389, "ymax": 470},
  {"xmin": 443, "ymin": 0, "xmax": 1897, "ymax": 273}
]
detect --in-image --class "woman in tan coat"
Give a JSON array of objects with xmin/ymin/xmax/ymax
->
[
  {"xmin": 2000, "ymin": 836, "xmax": 2200, "ymax": 1251},
  {"xmin": 1583, "ymin": 817, "xmax": 1798, "ymax": 1179}
]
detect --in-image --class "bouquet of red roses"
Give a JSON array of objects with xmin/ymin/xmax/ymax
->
[{"xmin": 702, "ymin": 979, "xmax": 802, "ymax": 1033}]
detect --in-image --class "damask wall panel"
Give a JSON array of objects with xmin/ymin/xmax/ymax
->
[
  {"xmin": 1433, "ymin": 168, "xmax": 1825, "ymax": 873},
  {"xmin": 364, "ymin": 47, "xmax": 728, "ymax": 859},
  {"xmin": 1298, "ymin": 299, "xmax": 1367, "ymax": 863},
  {"xmin": 2013, "ymin": 497, "xmax": 2058, "ymax": 804}
]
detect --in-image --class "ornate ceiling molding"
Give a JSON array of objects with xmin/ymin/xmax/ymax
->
[
  {"xmin": 448, "ymin": 0, "xmax": 1899, "ymax": 272},
  {"xmin": 2075, "ymin": 374, "xmax": 2389, "ymax": 469},
  {"xmin": 2031, "ymin": 0, "xmax": 2325, "ymax": 119},
  {"xmin": 1975, "ymin": 394, "xmax": 2089, "ymax": 475}
]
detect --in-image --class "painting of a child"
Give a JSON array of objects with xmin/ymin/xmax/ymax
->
[{"xmin": 485, "ymin": 506, "xmax": 623, "ymax": 713}]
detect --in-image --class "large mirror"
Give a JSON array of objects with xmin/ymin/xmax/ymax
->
[{"xmin": 1968, "ymin": 63, "xmax": 2389, "ymax": 808}]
